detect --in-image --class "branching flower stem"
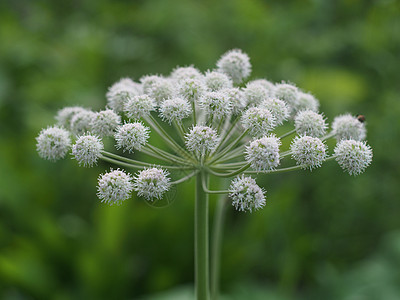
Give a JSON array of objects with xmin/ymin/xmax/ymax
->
[
  {"xmin": 145, "ymin": 114, "xmax": 194, "ymax": 161},
  {"xmin": 145, "ymin": 144, "xmax": 195, "ymax": 166},
  {"xmin": 209, "ymin": 129, "xmax": 249, "ymax": 164},
  {"xmin": 279, "ymin": 128, "xmax": 296, "ymax": 139},
  {"xmin": 171, "ymin": 170, "xmax": 199, "ymax": 185}
]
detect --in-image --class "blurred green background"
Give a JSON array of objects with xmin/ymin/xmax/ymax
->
[{"xmin": 1, "ymin": 0, "xmax": 399, "ymax": 299}]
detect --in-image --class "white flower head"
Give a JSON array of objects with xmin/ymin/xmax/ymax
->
[
  {"xmin": 274, "ymin": 83, "xmax": 299, "ymax": 115},
  {"xmin": 134, "ymin": 167, "xmax": 171, "ymax": 201},
  {"xmin": 97, "ymin": 169, "xmax": 133, "ymax": 205},
  {"xmin": 185, "ymin": 125, "xmax": 220, "ymax": 154},
  {"xmin": 332, "ymin": 114, "xmax": 366, "ymax": 141},
  {"xmin": 90, "ymin": 109, "xmax": 121, "ymax": 137},
  {"xmin": 334, "ymin": 139, "xmax": 373, "ymax": 176},
  {"xmin": 106, "ymin": 78, "xmax": 142, "ymax": 113},
  {"xmin": 221, "ymin": 88, "xmax": 246, "ymax": 115},
  {"xmin": 159, "ymin": 97, "xmax": 192, "ymax": 124},
  {"xmin": 241, "ymin": 107, "xmax": 276, "ymax": 137},
  {"xmin": 70, "ymin": 110, "xmax": 96, "ymax": 136},
  {"xmin": 199, "ymin": 91, "xmax": 232, "ymax": 120},
  {"xmin": 72, "ymin": 134, "xmax": 103, "ymax": 167},
  {"xmin": 147, "ymin": 78, "xmax": 176, "ymax": 104},
  {"xmin": 296, "ymin": 92, "xmax": 319, "ymax": 112},
  {"xmin": 36, "ymin": 126, "xmax": 71, "ymax": 161},
  {"xmin": 294, "ymin": 110, "xmax": 328, "ymax": 137},
  {"xmin": 170, "ymin": 66, "xmax": 203, "ymax": 82},
  {"xmin": 124, "ymin": 94, "xmax": 156, "ymax": 120},
  {"xmin": 246, "ymin": 135, "xmax": 281, "ymax": 172},
  {"xmin": 229, "ymin": 175, "xmax": 266, "ymax": 212},
  {"xmin": 290, "ymin": 135, "xmax": 327, "ymax": 170},
  {"xmin": 243, "ymin": 82, "xmax": 271, "ymax": 107},
  {"xmin": 55, "ymin": 106, "xmax": 87, "ymax": 130},
  {"xmin": 250, "ymin": 79, "xmax": 275, "ymax": 94},
  {"xmin": 177, "ymin": 77, "xmax": 206, "ymax": 103},
  {"xmin": 140, "ymin": 75, "xmax": 163, "ymax": 94},
  {"xmin": 115, "ymin": 122, "xmax": 150, "ymax": 153},
  {"xmin": 204, "ymin": 71, "xmax": 233, "ymax": 92},
  {"xmin": 216, "ymin": 49, "xmax": 251, "ymax": 84},
  {"xmin": 260, "ymin": 98, "xmax": 289, "ymax": 126}
]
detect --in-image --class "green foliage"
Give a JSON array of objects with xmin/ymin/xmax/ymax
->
[{"xmin": 0, "ymin": 0, "xmax": 399, "ymax": 298}]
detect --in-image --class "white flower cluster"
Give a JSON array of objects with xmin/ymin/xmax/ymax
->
[
  {"xmin": 185, "ymin": 125, "xmax": 220, "ymax": 154},
  {"xmin": 229, "ymin": 175, "xmax": 266, "ymax": 212},
  {"xmin": 36, "ymin": 48, "xmax": 373, "ymax": 212},
  {"xmin": 133, "ymin": 167, "xmax": 171, "ymax": 200}
]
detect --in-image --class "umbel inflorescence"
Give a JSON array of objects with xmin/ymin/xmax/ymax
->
[{"xmin": 36, "ymin": 49, "xmax": 373, "ymax": 211}]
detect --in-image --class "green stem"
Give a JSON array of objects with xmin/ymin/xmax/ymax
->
[
  {"xmin": 99, "ymin": 155, "xmax": 144, "ymax": 169},
  {"xmin": 244, "ymin": 156, "xmax": 336, "ymax": 174},
  {"xmin": 101, "ymin": 151, "xmax": 153, "ymax": 167},
  {"xmin": 192, "ymin": 101, "xmax": 197, "ymax": 125},
  {"xmin": 195, "ymin": 172, "xmax": 210, "ymax": 300},
  {"xmin": 279, "ymin": 128, "xmax": 296, "ymax": 139},
  {"xmin": 145, "ymin": 144, "xmax": 192, "ymax": 166},
  {"xmin": 208, "ymin": 163, "xmax": 251, "ymax": 178},
  {"xmin": 146, "ymin": 115, "xmax": 195, "ymax": 162},
  {"xmin": 211, "ymin": 196, "xmax": 228, "ymax": 300},
  {"xmin": 171, "ymin": 170, "xmax": 199, "ymax": 185},
  {"xmin": 213, "ymin": 116, "xmax": 239, "ymax": 155},
  {"xmin": 201, "ymin": 175, "xmax": 230, "ymax": 194},
  {"xmin": 209, "ymin": 129, "xmax": 249, "ymax": 164}
]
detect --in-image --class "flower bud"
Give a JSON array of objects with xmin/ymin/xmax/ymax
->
[
  {"xmin": 246, "ymin": 135, "xmax": 281, "ymax": 171},
  {"xmin": 159, "ymin": 97, "xmax": 192, "ymax": 124},
  {"xmin": 243, "ymin": 82, "xmax": 271, "ymax": 107},
  {"xmin": 55, "ymin": 106, "xmax": 87, "ymax": 130},
  {"xmin": 204, "ymin": 71, "xmax": 233, "ymax": 92},
  {"xmin": 241, "ymin": 107, "xmax": 276, "ymax": 137},
  {"xmin": 115, "ymin": 122, "xmax": 150, "ymax": 153},
  {"xmin": 260, "ymin": 98, "xmax": 289, "ymax": 126},
  {"xmin": 97, "ymin": 169, "xmax": 133, "ymax": 205},
  {"xmin": 290, "ymin": 135, "xmax": 327, "ymax": 170},
  {"xmin": 199, "ymin": 91, "xmax": 232, "ymax": 120},
  {"xmin": 296, "ymin": 92, "xmax": 319, "ymax": 112},
  {"xmin": 72, "ymin": 134, "xmax": 103, "ymax": 167},
  {"xmin": 332, "ymin": 114, "xmax": 366, "ymax": 141},
  {"xmin": 134, "ymin": 167, "xmax": 171, "ymax": 201},
  {"xmin": 229, "ymin": 175, "xmax": 266, "ymax": 212},
  {"xmin": 177, "ymin": 77, "xmax": 206, "ymax": 103},
  {"xmin": 170, "ymin": 66, "xmax": 203, "ymax": 82},
  {"xmin": 274, "ymin": 83, "xmax": 299, "ymax": 115},
  {"xmin": 294, "ymin": 110, "xmax": 327, "ymax": 137},
  {"xmin": 90, "ymin": 109, "xmax": 121, "ymax": 137},
  {"xmin": 36, "ymin": 126, "xmax": 71, "ymax": 161},
  {"xmin": 334, "ymin": 140, "xmax": 372, "ymax": 176},
  {"xmin": 216, "ymin": 49, "xmax": 251, "ymax": 84},
  {"xmin": 106, "ymin": 78, "xmax": 142, "ymax": 113},
  {"xmin": 185, "ymin": 125, "xmax": 219, "ymax": 154},
  {"xmin": 124, "ymin": 94, "xmax": 156, "ymax": 120},
  {"xmin": 70, "ymin": 109, "xmax": 96, "ymax": 136}
]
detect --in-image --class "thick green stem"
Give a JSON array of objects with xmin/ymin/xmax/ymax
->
[
  {"xmin": 211, "ymin": 196, "xmax": 227, "ymax": 300},
  {"xmin": 195, "ymin": 172, "xmax": 210, "ymax": 300}
]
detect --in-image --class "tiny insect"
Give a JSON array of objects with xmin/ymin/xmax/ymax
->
[{"xmin": 356, "ymin": 115, "xmax": 365, "ymax": 123}]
